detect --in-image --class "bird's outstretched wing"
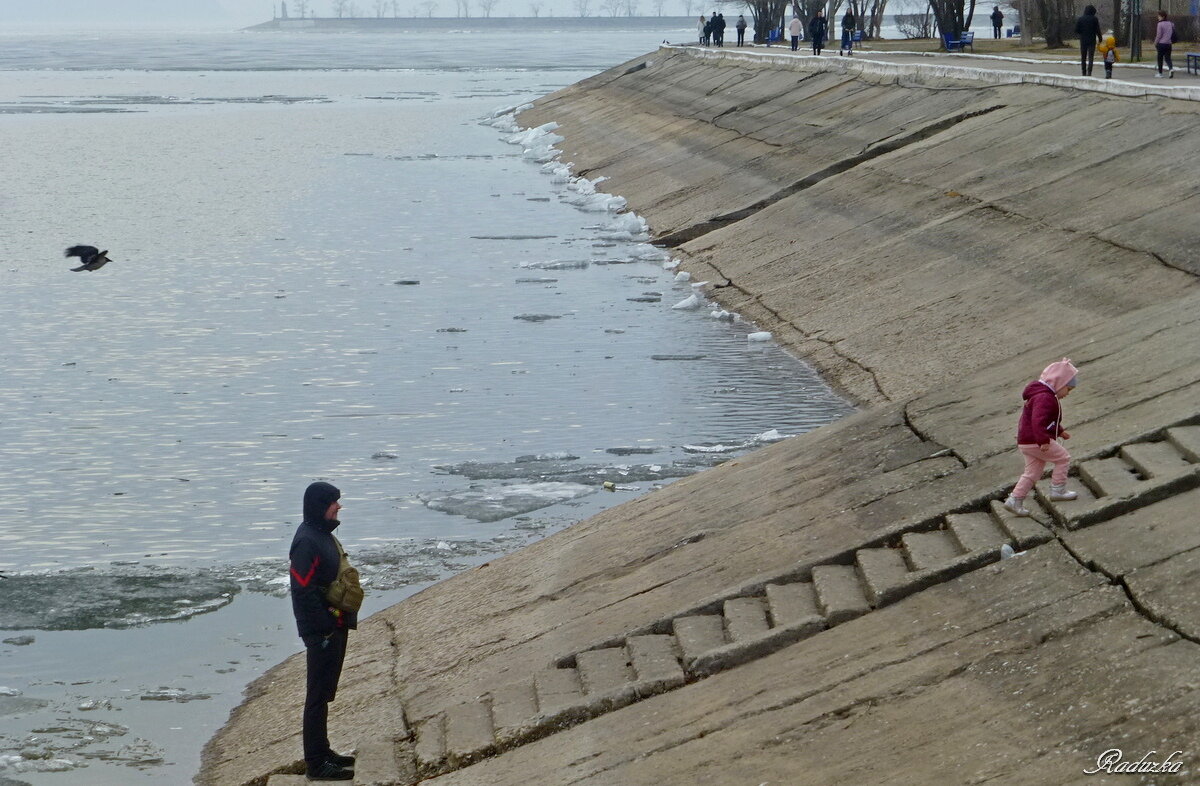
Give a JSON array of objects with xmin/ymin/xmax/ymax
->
[{"xmin": 65, "ymin": 245, "xmax": 99, "ymax": 259}]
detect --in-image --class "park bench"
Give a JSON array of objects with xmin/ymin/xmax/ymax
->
[
  {"xmin": 1188, "ymin": 52, "xmax": 1199, "ymax": 75},
  {"xmin": 943, "ymin": 30, "xmax": 975, "ymax": 52}
]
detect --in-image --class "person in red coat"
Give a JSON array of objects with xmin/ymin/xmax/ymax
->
[{"xmin": 1004, "ymin": 358, "xmax": 1080, "ymax": 516}]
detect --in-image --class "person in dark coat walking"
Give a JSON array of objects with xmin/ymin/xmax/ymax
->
[
  {"xmin": 990, "ymin": 6, "xmax": 1004, "ymax": 38},
  {"xmin": 736, "ymin": 14, "xmax": 747, "ymax": 46},
  {"xmin": 714, "ymin": 13, "xmax": 727, "ymax": 46},
  {"xmin": 809, "ymin": 9, "xmax": 828, "ymax": 55},
  {"xmin": 1074, "ymin": 5, "xmax": 1103, "ymax": 76},
  {"xmin": 290, "ymin": 482, "xmax": 358, "ymax": 781},
  {"xmin": 839, "ymin": 10, "xmax": 855, "ymax": 55}
]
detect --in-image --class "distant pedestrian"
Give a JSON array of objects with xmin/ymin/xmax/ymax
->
[
  {"xmin": 789, "ymin": 16, "xmax": 802, "ymax": 51},
  {"xmin": 1098, "ymin": 34, "xmax": 1119, "ymax": 78},
  {"xmin": 809, "ymin": 9, "xmax": 828, "ymax": 55},
  {"xmin": 1154, "ymin": 10, "xmax": 1177, "ymax": 78},
  {"xmin": 736, "ymin": 15, "xmax": 747, "ymax": 46},
  {"xmin": 990, "ymin": 5, "xmax": 1003, "ymax": 38},
  {"xmin": 698, "ymin": 15, "xmax": 707, "ymax": 45},
  {"xmin": 1074, "ymin": 5, "xmax": 1103, "ymax": 76},
  {"xmin": 1003, "ymin": 359, "xmax": 1080, "ymax": 517},
  {"xmin": 291, "ymin": 482, "xmax": 364, "ymax": 781},
  {"xmin": 714, "ymin": 13, "xmax": 726, "ymax": 47},
  {"xmin": 839, "ymin": 10, "xmax": 855, "ymax": 55}
]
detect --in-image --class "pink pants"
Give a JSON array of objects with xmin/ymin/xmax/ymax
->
[{"xmin": 1012, "ymin": 442, "xmax": 1070, "ymax": 499}]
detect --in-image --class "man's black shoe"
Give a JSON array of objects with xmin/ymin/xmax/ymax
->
[
  {"xmin": 306, "ymin": 760, "xmax": 353, "ymax": 781},
  {"xmin": 327, "ymin": 751, "xmax": 356, "ymax": 767}
]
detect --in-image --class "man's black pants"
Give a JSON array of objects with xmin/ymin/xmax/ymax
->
[{"xmin": 304, "ymin": 628, "xmax": 348, "ymax": 766}]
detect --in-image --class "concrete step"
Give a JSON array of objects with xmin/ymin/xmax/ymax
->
[
  {"xmin": 764, "ymin": 581, "xmax": 820, "ymax": 626},
  {"xmin": 1120, "ymin": 440, "xmax": 1193, "ymax": 479},
  {"xmin": 354, "ymin": 738, "xmax": 408, "ymax": 786},
  {"xmin": 266, "ymin": 776, "xmax": 307, "ymax": 786},
  {"xmin": 946, "ymin": 512, "xmax": 1009, "ymax": 553},
  {"xmin": 627, "ymin": 634, "xmax": 685, "ymax": 691},
  {"xmin": 534, "ymin": 667, "xmax": 583, "ymax": 716},
  {"xmin": 444, "ymin": 700, "xmax": 494, "ymax": 767},
  {"xmin": 673, "ymin": 614, "xmax": 727, "ymax": 665},
  {"xmin": 854, "ymin": 547, "xmax": 910, "ymax": 607},
  {"xmin": 900, "ymin": 529, "xmax": 963, "ymax": 571},
  {"xmin": 413, "ymin": 714, "xmax": 446, "ymax": 771},
  {"xmin": 723, "ymin": 596, "xmax": 770, "ymax": 642},
  {"xmin": 576, "ymin": 647, "xmax": 632, "ymax": 696},
  {"xmin": 811, "ymin": 564, "xmax": 871, "ymax": 624},
  {"xmin": 1167, "ymin": 426, "xmax": 1200, "ymax": 462},
  {"xmin": 1078, "ymin": 456, "xmax": 1144, "ymax": 498},
  {"xmin": 989, "ymin": 499, "xmax": 1053, "ymax": 548},
  {"xmin": 490, "ymin": 681, "xmax": 539, "ymax": 740}
]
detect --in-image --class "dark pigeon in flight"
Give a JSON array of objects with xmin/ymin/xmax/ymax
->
[{"xmin": 65, "ymin": 245, "xmax": 112, "ymax": 272}]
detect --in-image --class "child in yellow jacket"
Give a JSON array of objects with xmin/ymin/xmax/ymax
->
[{"xmin": 1098, "ymin": 35, "xmax": 1119, "ymax": 79}]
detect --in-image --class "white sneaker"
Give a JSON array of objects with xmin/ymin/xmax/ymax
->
[
  {"xmin": 1169, "ymin": 69, "xmax": 1175, "ymax": 78},
  {"xmin": 1003, "ymin": 495, "xmax": 1031, "ymax": 517},
  {"xmin": 1049, "ymin": 484, "xmax": 1078, "ymax": 501},
  {"xmin": 1154, "ymin": 72, "xmax": 1165, "ymax": 78}
]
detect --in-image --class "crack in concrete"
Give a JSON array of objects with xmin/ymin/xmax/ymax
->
[
  {"xmin": 902, "ymin": 400, "xmax": 968, "ymax": 467},
  {"xmin": 653, "ymin": 103, "xmax": 1006, "ymax": 248}
]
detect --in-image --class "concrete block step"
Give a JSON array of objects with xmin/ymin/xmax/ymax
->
[
  {"xmin": 901, "ymin": 529, "xmax": 963, "ymax": 571},
  {"xmin": 413, "ymin": 714, "xmax": 446, "ymax": 771},
  {"xmin": 1078, "ymin": 456, "xmax": 1144, "ymax": 498},
  {"xmin": 723, "ymin": 596, "xmax": 770, "ymax": 642},
  {"xmin": 266, "ymin": 776, "xmax": 307, "ymax": 786},
  {"xmin": 855, "ymin": 547, "xmax": 910, "ymax": 606},
  {"xmin": 989, "ymin": 499, "xmax": 1053, "ymax": 548},
  {"xmin": 1167, "ymin": 426, "xmax": 1200, "ymax": 462},
  {"xmin": 1120, "ymin": 440, "xmax": 1193, "ymax": 479},
  {"xmin": 444, "ymin": 700, "xmax": 494, "ymax": 767},
  {"xmin": 673, "ymin": 615, "xmax": 727, "ymax": 665},
  {"xmin": 946, "ymin": 512, "xmax": 1009, "ymax": 553},
  {"xmin": 764, "ymin": 581, "xmax": 820, "ymax": 626},
  {"xmin": 576, "ymin": 647, "xmax": 632, "ymax": 696},
  {"xmin": 688, "ymin": 614, "xmax": 824, "ymax": 678},
  {"xmin": 627, "ymin": 634, "xmax": 685, "ymax": 691},
  {"xmin": 491, "ymin": 681, "xmax": 538, "ymax": 740},
  {"xmin": 354, "ymin": 738, "xmax": 408, "ymax": 786},
  {"xmin": 534, "ymin": 667, "xmax": 583, "ymax": 716},
  {"xmin": 811, "ymin": 564, "xmax": 870, "ymax": 624}
]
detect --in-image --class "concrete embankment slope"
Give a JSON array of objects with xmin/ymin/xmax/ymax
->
[{"xmin": 201, "ymin": 48, "xmax": 1200, "ymax": 786}]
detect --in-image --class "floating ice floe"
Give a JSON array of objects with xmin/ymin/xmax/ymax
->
[
  {"xmin": 710, "ymin": 309, "xmax": 735, "ymax": 322},
  {"xmin": 747, "ymin": 331, "xmax": 773, "ymax": 342},
  {"xmin": 674, "ymin": 271, "xmax": 691, "ymax": 283},
  {"xmin": 682, "ymin": 429, "xmax": 793, "ymax": 454},
  {"xmin": 419, "ymin": 482, "xmax": 597, "ymax": 523},
  {"xmin": 663, "ymin": 259, "xmax": 680, "ymax": 270},
  {"xmin": 672, "ymin": 294, "xmax": 703, "ymax": 310}
]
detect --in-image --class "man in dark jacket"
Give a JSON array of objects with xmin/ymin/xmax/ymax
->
[
  {"xmin": 809, "ymin": 10, "xmax": 828, "ymax": 55},
  {"xmin": 714, "ymin": 13, "xmax": 727, "ymax": 47},
  {"xmin": 1075, "ymin": 5, "xmax": 1103, "ymax": 76},
  {"xmin": 290, "ymin": 481, "xmax": 357, "ymax": 781},
  {"xmin": 991, "ymin": 6, "xmax": 1004, "ymax": 38}
]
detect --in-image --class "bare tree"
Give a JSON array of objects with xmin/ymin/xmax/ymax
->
[
  {"xmin": 601, "ymin": 0, "xmax": 622, "ymax": 14},
  {"xmin": 478, "ymin": 0, "xmax": 499, "ymax": 14},
  {"xmin": 422, "ymin": 0, "xmax": 438, "ymax": 13},
  {"xmin": 681, "ymin": 0, "xmax": 695, "ymax": 14},
  {"xmin": 530, "ymin": 0, "xmax": 544, "ymax": 13},
  {"xmin": 622, "ymin": 0, "xmax": 639, "ymax": 13},
  {"xmin": 455, "ymin": 0, "xmax": 471, "ymax": 15},
  {"xmin": 332, "ymin": 0, "xmax": 349, "ymax": 16},
  {"xmin": 575, "ymin": 0, "xmax": 592, "ymax": 14},
  {"xmin": 1030, "ymin": 0, "xmax": 1072, "ymax": 46},
  {"xmin": 348, "ymin": 1, "xmax": 361, "ymax": 15},
  {"xmin": 294, "ymin": 0, "xmax": 310, "ymax": 16},
  {"xmin": 651, "ymin": 0, "xmax": 665, "ymax": 12},
  {"xmin": 895, "ymin": 8, "xmax": 934, "ymax": 36},
  {"xmin": 374, "ymin": 0, "xmax": 387, "ymax": 14}
]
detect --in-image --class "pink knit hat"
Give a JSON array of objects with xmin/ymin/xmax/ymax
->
[{"xmin": 1040, "ymin": 357, "xmax": 1078, "ymax": 391}]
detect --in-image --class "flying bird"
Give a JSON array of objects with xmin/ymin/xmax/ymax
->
[{"xmin": 64, "ymin": 245, "xmax": 112, "ymax": 272}]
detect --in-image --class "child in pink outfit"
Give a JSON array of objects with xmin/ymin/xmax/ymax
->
[{"xmin": 1004, "ymin": 358, "xmax": 1080, "ymax": 516}]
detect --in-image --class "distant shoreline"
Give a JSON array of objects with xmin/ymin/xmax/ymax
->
[{"xmin": 245, "ymin": 15, "xmax": 697, "ymax": 32}]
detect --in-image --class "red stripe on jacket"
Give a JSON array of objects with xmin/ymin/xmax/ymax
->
[{"xmin": 291, "ymin": 556, "xmax": 320, "ymax": 587}]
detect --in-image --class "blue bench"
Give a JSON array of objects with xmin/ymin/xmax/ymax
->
[
  {"xmin": 943, "ymin": 30, "xmax": 975, "ymax": 52},
  {"xmin": 1188, "ymin": 52, "xmax": 1200, "ymax": 75}
]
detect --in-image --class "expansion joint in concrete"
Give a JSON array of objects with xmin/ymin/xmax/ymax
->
[{"xmin": 653, "ymin": 103, "xmax": 1005, "ymax": 249}]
